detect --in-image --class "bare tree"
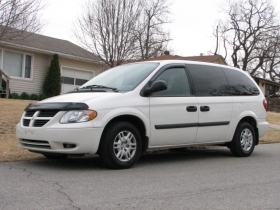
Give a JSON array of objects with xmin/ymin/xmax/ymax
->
[
  {"xmin": 74, "ymin": 0, "xmax": 141, "ymax": 67},
  {"xmin": 0, "ymin": 0, "xmax": 44, "ymax": 42},
  {"xmin": 74, "ymin": 0, "xmax": 172, "ymax": 67},
  {"xmin": 260, "ymin": 34, "xmax": 280, "ymax": 82},
  {"xmin": 214, "ymin": 0, "xmax": 280, "ymax": 77},
  {"xmin": 135, "ymin": 0, "xmax": 172, "ymax": 60}
]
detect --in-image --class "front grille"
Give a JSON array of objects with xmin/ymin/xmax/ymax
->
[
  {"xmin": 22, "ymin": 110, "xmax": 59, "ymax": 127},
  {"xmin": 38, "ymin": 110, "xmax": 59, "ymax": 117},
  {"xmin": 23, "ymin": 119, "xmax": 31, "ymax": 126},
  {"xmin": 34, "ymin": 120, "xmax": 49, "ymax": 127},
  {"xmin": 25, "ymin": 111, "xmax": 36, "ymax": 117},
  {"xmin": 19, "ymin": 139, "xmax": 51, "ymax": 149}
]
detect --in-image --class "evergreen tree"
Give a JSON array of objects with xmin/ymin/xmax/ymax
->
[{"xmin": 43, "ymin": 54, "xmax": 61, "ymax": 97}]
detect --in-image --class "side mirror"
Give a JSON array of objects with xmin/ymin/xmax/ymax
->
[{"xmin": 142, "ymin": 80, "xmax": 167, "ymax": 96}]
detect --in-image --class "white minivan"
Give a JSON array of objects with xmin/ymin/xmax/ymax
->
[{"xmin": 16, "ymin": 60, "xmax": 269, "ymax": 169}]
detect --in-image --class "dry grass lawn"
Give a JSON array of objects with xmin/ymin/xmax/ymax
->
[
  {"xmin": 0, "ymin": 98, "xmax": 279, "ymax": 162},
  {"xmin": 259, "ymin": 112, "xmax": 280, "ymax": 143},
  {"xmin": 0, "ymin": 99, "xmax": 42, "ymax": 162}
]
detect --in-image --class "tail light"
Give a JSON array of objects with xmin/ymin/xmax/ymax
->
[{"xmin": 263, "ymin": 99, "xmax": 268, "ymax": 112}]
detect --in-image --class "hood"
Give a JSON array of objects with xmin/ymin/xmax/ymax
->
[{"xmin": 40, "ymin": 92, "xmax": 121, "ymax": 103}]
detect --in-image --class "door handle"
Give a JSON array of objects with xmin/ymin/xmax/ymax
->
[
  {"xmin": 200, "ymin": 106, "xmax": 210, "ymax": 112},
  {"xmin": 187, "ymin": 106, "xmax": 197, "ymax": 112}
]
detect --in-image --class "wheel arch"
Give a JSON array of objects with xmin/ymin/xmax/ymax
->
[
  {"xmin": 237, "ymin": 116, "xmax": 259, "ymax": 145},
  {"xmin": 98, "ymin": 114, "xmax": 149, "ymax": 154}
]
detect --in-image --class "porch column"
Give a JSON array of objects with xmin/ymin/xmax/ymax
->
[
  {"xmin": 6, "ymin": 79, "xmax": 9, "ymax": 98},
  {"xmin": 0, "ymin": 72, "xmax": 2, "ymax": 90}
]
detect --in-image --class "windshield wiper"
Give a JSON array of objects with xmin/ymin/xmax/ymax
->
[{"xmin": 81, "ymin": 85, "xmax": 118, "ymax": 92}]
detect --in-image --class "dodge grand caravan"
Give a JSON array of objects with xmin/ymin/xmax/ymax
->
[{"xmin": 16, "ymin": 60, "xmax": 269, "ymax": 169}]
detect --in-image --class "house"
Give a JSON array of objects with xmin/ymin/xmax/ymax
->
[
  {"xmin": 146, "ymin": 51, "xmax": 227, "ymax": 65},
  {"xmin": 0, "ymin": 28, "xmax": 103, "ymax": 98},
  {"xmin": 253, "ymin": 76, "xmax": 280, "ymax": 97},
  {"xmin": 178, "ymin": 54, "xmax": 227, "ymax": 65}
]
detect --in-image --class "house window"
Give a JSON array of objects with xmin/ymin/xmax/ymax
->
[
  {"xmin": 75, "ymin": 78, "xmax": 88, "ymax": 86},
  {"xmin": 62, "ymin": 76, "xmax": 75, "ymax": 85},
  {"xmin": 2, "ymin": 50, "xmax": 33, "ymax": 79},
  {"xmin": 266, "ymin": 84, "xmax": 279, "ymax": 96},
  {"xmin": 61, "ymin": 77, "xmax": 88, "ymax": 86},
  {"xmin": 25, "ymin": 55, "xmax": 32, "ymax": 78}
]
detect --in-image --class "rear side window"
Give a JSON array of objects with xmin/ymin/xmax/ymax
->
[
  {"xmin": 187, "ymin": 64, "xmax": 229, "ymax": 96},
  {"xmin": 222, "ymin": 68, "xmax": 260, "ymax": 95}
]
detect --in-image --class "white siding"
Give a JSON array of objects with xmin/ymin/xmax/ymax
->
[
  {"xmin": 59, "ymin": 57, "xmax": 102, "ymax": 76},
  {"xmin": 9, "ymin": 53, "xmax": 51, "ymax": 94},
  {"xmin": 0, "ymin": 46, "xmax": 51, "ymax": 94},
  {"xmin": 1, "ymin": 46, "xmax": 102, "ymax": 95},
  {"xmin": 258, "ymin": 80, "xmax": 266, "ymax": 95}
]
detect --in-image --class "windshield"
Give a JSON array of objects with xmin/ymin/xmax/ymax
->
[{"xmin": 80, "ymin": 62, "xmax": 159, "ymax": 91}]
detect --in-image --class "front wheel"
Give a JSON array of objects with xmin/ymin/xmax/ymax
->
[
  {"xmin": 229, "ymin": 122, "xmax": 256, "ymax": 157},
  {"xmin": 99, "ymin": 122, "xmax": 142, "ymax": 169}
]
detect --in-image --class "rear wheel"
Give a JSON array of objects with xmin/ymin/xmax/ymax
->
[
  {"xmin": 99, "ymin": 121, "xmax": 142, "ymax": 169},
  {"xmin": 230, "ymin": 122, "xmax": 256, "ymax": 157}
]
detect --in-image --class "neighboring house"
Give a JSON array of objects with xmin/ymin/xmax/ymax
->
[
  {"xmin": 253, "ymin": 76, "xmax": 280, "ymax": 97},
  {"xmin": 178, "ymin": 54, "xmax": 227, "ymax": 65},
  {"xmin": 146, "ymin": 51, "xmax": 227, "ymax": 65},
  {"xmin": 0, "ymin": 28, "xmax": 103, "ymax": 97}
]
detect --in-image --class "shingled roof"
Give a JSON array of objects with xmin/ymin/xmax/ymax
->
[
  {"xmin": 178, "ymin": 55, "xmax": 226, "ymax": 63},
  {"xmin": 0, "ymin": 27, "xmax": 98, "ymax": 61},
  {"xmin": 146, "ymin": 53, "xmax": 226, "ymax": 64},
  {"xmin": 146, "ymin": 54, "xmax": 181, "ymax": 60}
]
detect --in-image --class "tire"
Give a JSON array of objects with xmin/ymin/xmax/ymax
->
[
  {"xmin": 99, "ymin": 121, "xmax": 142, "ymax": 169},
  {"xmin": 229, "ymin": 122, "xmax": 256, "ymax": 157},
  {"xmin": 42, "ymin": 153, "xmax": 69, "ymax": 159}
]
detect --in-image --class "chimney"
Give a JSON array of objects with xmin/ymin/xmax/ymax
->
[
  {"xmin": 164, "ymin": 51, "xmax": 170, "ymax": 55},
  {"xmin": 200, "ymin": 53, "xmax": 203, "ymax": 56}
]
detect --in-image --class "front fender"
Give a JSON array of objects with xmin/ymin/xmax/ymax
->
[{"xmin": 98, "ymin": 107, "xmax": 150, "ymax": 137}]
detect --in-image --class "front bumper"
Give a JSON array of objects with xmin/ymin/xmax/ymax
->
[{"xmin": 16, "ymin": 124, "xmax": 103, "ymax": 154}]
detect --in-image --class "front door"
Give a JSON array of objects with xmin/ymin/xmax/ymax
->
[{"xmin": 148, "ymin": 66, "xmax": 198, "ymax": 147}]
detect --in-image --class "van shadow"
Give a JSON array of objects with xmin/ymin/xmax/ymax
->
[
  {"xmin": 138, "ymin": 147, "xmax": 233, "ymax": 167},
  {"xmin": 22, "ymin": 154, "xmax": 105, "ymax": 171},
  {"xmin": 23, "ymin": 147, "xmax": 233, "ymax": 170}
]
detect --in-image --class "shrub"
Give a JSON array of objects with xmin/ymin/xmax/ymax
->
[
  {"xmin": 43, "ymin": 54, "xmax": 61, "ymax": 97},
  {"xmin": 38, "ymin": 93, "xmax": 47, "ymax": 101},
  {"xmin": 10, "ymin": 92, "xmax": 20, "ymax": 99},
  {"xmin": 20, "ymin": 92, "xmax": 29, "ymax": 100},
  {"xmin": 29, "ymin": 93, "xmax": 39, "ymax": 100}
]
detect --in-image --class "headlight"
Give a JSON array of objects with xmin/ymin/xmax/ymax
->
[{"xmin": 60, "ymin": 110, "xmax": 97, "ymax": 123}]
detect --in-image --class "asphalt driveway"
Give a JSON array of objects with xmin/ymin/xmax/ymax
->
[{"xmin": 1, "ymin": 143, "xmax": 280, "ymax": 210}]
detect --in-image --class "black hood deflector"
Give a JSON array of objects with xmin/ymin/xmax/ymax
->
[{"xmin": 25, "ymin": 102, "xmax": 89, "ymax": 111}]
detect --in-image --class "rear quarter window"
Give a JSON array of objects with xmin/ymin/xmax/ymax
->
[{"xmin": 222, "ymin": 68, "xmax": 260, "ymax": 96}]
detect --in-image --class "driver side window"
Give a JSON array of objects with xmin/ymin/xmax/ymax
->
[{"xmin": 152, "ymin": 67, "xmax": 191, "ymax": 97}]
